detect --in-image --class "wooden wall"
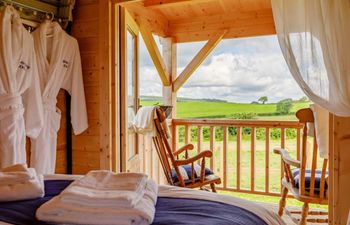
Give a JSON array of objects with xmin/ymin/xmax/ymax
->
[
  {"xmin": 55, "ymin": 91, "xmax": 67, "ymax": 174},
  {"xmin": 68, "ymin": 0, "xmax": 112, "ymax": 174},
  {"xmin": 69, "ymin": 0, "xmax": 100, "ymax": 174}
]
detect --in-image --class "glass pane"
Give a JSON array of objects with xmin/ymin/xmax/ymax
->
[{"xmin": 126, "ymin": 29, "xmax": 137, "ymax": 160}]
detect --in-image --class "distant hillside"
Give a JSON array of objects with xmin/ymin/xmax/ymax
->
[
  {"xmin": 141, "ymin": 99, "xmax": 310, "ymax": 120},
  {"xmin": 140, "ymin": 95, "xmax": 227, "ymax": 103}
]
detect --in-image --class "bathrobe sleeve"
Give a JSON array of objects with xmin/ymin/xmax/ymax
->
[
  {"xmin": 62, "ymin": 39, "xmax": 88, "ymax": 135},
  {"xmin": 21, "ymin": 45, "xmax": 44, "ymax": 139}
]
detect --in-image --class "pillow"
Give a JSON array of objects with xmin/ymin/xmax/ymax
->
[
  {"xmin": 171, "ymin": 164, "xmax": 213, "ymax": 184},
  {"xmin": 292, "ymin": 169, "xmax": 328, "ymax": 193}
]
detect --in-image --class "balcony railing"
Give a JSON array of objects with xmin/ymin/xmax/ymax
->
[{"xmin": 171, "ymin": 119, "xmax": 304, "ymax": 197}]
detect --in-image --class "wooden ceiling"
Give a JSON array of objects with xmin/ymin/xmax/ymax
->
[{"xmin": 123, "ymin": 0, "xmax": 276, "ymax": 42}]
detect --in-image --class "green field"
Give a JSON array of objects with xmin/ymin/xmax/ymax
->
[{"xmin": 141, "ymin": 100, "xmax": 310, "ymax": 120}]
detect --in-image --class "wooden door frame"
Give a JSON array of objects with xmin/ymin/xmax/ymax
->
[{"xmin": 119, "ymin": 7, "xmax": 140, "ymax": 172}]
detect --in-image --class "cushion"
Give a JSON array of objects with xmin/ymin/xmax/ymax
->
[
  {"xmin": 171, "ymin": 164, "xmax": 214, "ymax": 184},
  {"xmin": 292, "ymin": 169, "xmax": 328, "ymax": 193}
]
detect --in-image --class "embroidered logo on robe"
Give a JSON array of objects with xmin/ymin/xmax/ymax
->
[
  {"xmin": 63, "ymin": 60, "xmax": 69, "ymax": 68},
  {"xmin": 18, "ymin": 61, "xmax": 30, "ymax": 70}
]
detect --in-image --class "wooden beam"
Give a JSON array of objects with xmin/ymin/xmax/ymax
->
[
  {"xmin": 173, "ymin": 30, "xmax": 227, "ymax": 92},
  {"xmin": 161, "ymin": 37, "xmax": 177, "ymax": 118},
  {"xmin": 144, "ymin": 0, "xmax": 210, "ymax": 8},
  {"xmin": 169, "ymin": 9, "xmax": 275, "ymax": 43},
  {"xmin": 139, "ymin": 22, "xmax": 171, "ymax": 86},
  {"xmin": 125, "ymin": 3, "xmax": 169, "ymax": 37}
]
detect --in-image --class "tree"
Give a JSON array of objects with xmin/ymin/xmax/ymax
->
[
  {"xmin": 258, "ymin": 96, "xmax": 268, "ymax": 104},
  {"xmin": 298, "ymin": 96, "xmax": 308, "ymax": 102},
  {"xmin": 276, "ymin": 98, "xmax": 293, "ymax": 114}
]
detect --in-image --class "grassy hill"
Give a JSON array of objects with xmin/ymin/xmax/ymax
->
[{"xmin": 141, "ymin": 99, "xmax": 310, "ymax": 120}]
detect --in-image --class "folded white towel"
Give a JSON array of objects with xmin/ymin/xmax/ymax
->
[
  {"xmin": 0, "ymin": 164, "xmax": 29, "ymax": 172},
  {"xmin": 60, "ymin": 184, "xmax": 146, "ymax": 208},
  {"xmin": 0, "ymin": 165, "xmax": 36, "ymax": 185},
  {"xmin": 75, "ymin": 170, "xmax": 148, "ymax": 191},
  {"xmin": 0, "ymin": 164, "xmax": 44, "ymax": 202},
  {"xmin": 36, "ymin": 179, "xmax": 158, "ymax": 225},
  {"xmin": 133, "ymin": 106, "xmax": 157, "ymax": 136},
  {"xmin": 60, "ymin": 171, "xmax": 148, "ymax": 208}
]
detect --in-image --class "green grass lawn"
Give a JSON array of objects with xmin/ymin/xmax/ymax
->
[{"xmin": 141, "ymin": 100, "xmax": 310, "ymax": 120}]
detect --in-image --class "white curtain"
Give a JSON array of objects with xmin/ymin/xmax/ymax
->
[{"xmin": 271, "ymin": 0, "xmax": 350, "ymax": 116}]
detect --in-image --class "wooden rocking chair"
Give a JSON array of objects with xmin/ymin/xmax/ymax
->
[
  {"xmin": 152, "ymin": 107, "xmax": 221, "ymax": 192},
  {"xmin": 274, "ymin": 108, "xmax": 328, "ymax": 225}
]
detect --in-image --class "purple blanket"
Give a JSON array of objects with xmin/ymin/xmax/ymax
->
[{"xmin": 0, "ymin": 180, "xmax": 267, "ymax": 225}]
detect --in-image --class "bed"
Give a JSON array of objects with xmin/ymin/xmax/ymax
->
[{"xmin": 0, "ymin": 174, "xmax": 285, "ymax": 225}]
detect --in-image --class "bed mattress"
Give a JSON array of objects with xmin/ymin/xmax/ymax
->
[{"xmin": 0, "ymin": 175, "xmax": 284, "ymax": 225}]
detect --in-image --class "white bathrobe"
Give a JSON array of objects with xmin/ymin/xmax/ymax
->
[
  {"xmin": 0, "ymin": 6, "xmax": 44, "ymax": 168},
  {"xmin": 31, "ymin": 21, "xmax": 88, "ymax": 174}
]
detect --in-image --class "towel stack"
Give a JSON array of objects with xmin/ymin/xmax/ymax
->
[
  {"xmin": 0, "ymin": 164, "xmax": 44, "ymax": 202},
  {"xmin": 37, "ymin": 170, "xmax": 158, "ymax": 225}
]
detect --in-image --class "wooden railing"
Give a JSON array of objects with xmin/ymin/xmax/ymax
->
[{"xmin": 171, "ymin": 119, "xmax": 304, "ymax": 197}]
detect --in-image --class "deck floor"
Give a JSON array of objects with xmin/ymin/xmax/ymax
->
[{"xmin": 256, "ymin": 202, "xmax": 328, "ymax": 225}]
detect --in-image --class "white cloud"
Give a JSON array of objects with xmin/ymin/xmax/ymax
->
[
  {"xmin": 139, "ymin": 67, "xmax": 162, "ymax": 96},
  {"xmin": 139, "ymin": 35, "xmax": 305, "ymax": 103}
]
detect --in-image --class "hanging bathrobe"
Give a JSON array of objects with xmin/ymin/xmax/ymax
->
[
  {"xmin": 0, "ymin": 6, "xmax": 44, "ymax": 168},
  {"xmin": 31, "ymin": 21, "xmax": 88, "ymax": 174}
]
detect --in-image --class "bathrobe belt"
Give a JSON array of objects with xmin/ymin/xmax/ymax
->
[
  {"xmin": 42, "ymin": 99, "xmax": 60, "ymax": 114},
  {"xmin": 0, "ymin": 94, "xmax": 24, "ymax": 120}
]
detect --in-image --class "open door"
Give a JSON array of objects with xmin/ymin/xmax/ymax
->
[{"xmin": 120, "ymin": 8, "xmax": 140, "ymax": 172}]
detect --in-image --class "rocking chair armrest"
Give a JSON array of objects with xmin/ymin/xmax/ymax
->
[
  {"xmin": 174, "ymin": 150, "xmax": 213, "ymax": 166},
  {"xmin": 173, "ymin": 144, "xmax": 195, "ymax": 156},
  {"xmin": 273, "ymin": 147, "xmax": 300, "ymax": 168}
]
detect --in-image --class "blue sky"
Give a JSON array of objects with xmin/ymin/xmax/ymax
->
[{"xmin": 139, "ymin": 35, "xmax": 305, "ymax": 103}]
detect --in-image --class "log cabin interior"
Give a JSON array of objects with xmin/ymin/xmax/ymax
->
[{"xmin": 0, "ymin": 0, "xmax": 349, "ymax": 225}]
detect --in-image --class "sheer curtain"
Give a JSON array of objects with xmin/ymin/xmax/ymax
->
[{"xmin": 271, "ymin": 0, "xmax": 350, "ymax": 116}]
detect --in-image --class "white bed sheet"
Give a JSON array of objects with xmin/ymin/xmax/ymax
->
[{"xmin": 0, "ymin": 174, "xmax": 285, "ymax": 225}]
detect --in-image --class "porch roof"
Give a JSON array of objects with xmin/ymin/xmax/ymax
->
[{"xmin": 119, "ymin": 0, "xmax": 276, "ymax": 43}]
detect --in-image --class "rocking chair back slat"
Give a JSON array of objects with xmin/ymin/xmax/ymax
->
[
  {"xmin": 300, "ymin": 124, "xmax": 308, "ymax": 196},
  {"xmin": 295, "ymin": 108, "xmax": 328, "ymax": 197},
  {"xmin": 309, "ymin": 137, "xmax": 318, "ymax": 197},
  {"xmin": 152, "ymin": 135, "xmax": 173, "ymax": 184}
]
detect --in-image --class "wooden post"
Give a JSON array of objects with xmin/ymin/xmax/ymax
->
[
  {"xmin": 330, "ymin": 115, "xmax": 350, "ymax": 225},
  {"xmin": 160, "ymin": 37, "xmax": 177, "ymax": 118},
  {"xmin": 160, "ymin": 37, "xmax": 176, "ymax": 184},
  {"xmin": 99, "ymin": 0, "xmax": 113, "ymax": 171}
]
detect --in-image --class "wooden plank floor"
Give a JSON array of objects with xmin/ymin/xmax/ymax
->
[{"xmin": 256, "ymin": 202, "xmax": 328, "ymax": 225}]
